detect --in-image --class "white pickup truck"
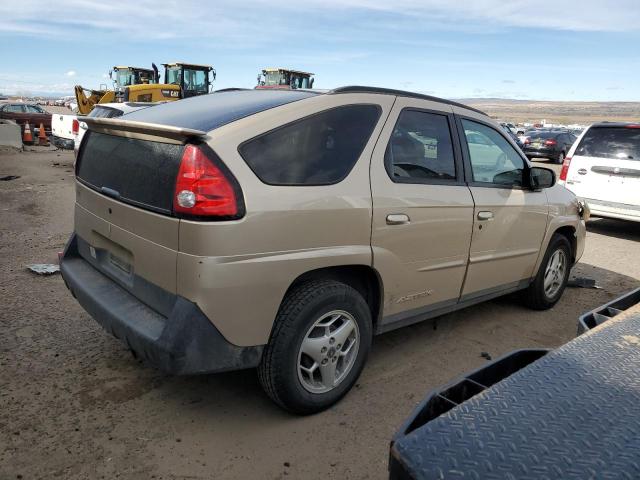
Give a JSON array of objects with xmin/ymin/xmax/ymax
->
[
  {"xmin": 51, "ymin": 113, "xmax": 77, "ymax": 150},
  {"xmin": 73, "ymin": 102, "xmax": 159, "ymax": 156}
]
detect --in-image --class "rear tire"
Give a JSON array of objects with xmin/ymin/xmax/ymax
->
[
  {"xmin": 523, "ymin": 234, "xmax": 572, "ymax": 310},
  {"xmin": 258, "ymin": 280, "xmax": 372, "ymax": 415}
]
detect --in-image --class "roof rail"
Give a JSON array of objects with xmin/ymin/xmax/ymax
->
[
  {"xmin": 213, "ymin": 88, "xmax": 250, "ymax": 93},
  {"xmin": 329, "ymin": 86, "xmax": 487, "ymax": 116}
]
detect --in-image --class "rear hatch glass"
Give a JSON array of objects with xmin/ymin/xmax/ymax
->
[
  {"xmin": 76, "ymin": 131, "xmax": 184, "ymax": 214},
  {"xmin": 575, "ymin": 127, "xmax": 640, "ymax": 161},
  {"xmin": 527, "ymin": 132, "xmax": 555, "ymax": 145}
]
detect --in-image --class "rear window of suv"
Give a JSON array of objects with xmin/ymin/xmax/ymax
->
[
  {"xmin": 239, "ymin": 104, "xmax": 381, "ymax": 185},
  {"xmin": 76, "ymin": 131, "xmax": 184, "ymax": 213},
  {"xmin": 88, "ymin": 106, "xmax": 124, "ymax": 118},
  {"xmin": 576, "ymin": 126, "xmax": 640, "ymax": 161},
  {"xmin": 528, "ymin": 132, "xmax": 557, "ymax": 139}
]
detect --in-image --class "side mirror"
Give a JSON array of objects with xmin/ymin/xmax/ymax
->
[{"xmin": 530, "ymin": 166, "xmax": 555, "ymax": 190}]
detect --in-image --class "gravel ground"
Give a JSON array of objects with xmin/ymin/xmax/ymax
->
[{"xmin": 1, "ymin": 149, "xmax": 638, "ymax": 480}]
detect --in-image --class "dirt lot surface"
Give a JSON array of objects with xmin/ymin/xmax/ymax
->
[
  {"xmin": 461, "ymin": 98, "xmax": 640, "ymax": 125},
  {"xmin": 1, "ymin": 149, "xmax": 639, "ymax": 480}
]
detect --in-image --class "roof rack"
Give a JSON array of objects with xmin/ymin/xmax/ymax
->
[
  {"xmin": 329, "ymin": 86, "xmax": 487, "ymax": 116},
  {"xmin": 213, "ymin": 88, "xmax": 250, "ymax": 93}
]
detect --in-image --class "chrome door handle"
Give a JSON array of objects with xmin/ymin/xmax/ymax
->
[
  {"xmin": 386, "ymin": 214, "xmax": 410, "ymax": 225},
  {"xmin": 477, "ymin": 211, "xmax": 494, "ymax": 221}
]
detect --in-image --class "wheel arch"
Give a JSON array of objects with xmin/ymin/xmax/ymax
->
[
  {"xmin": 282, "ymin": 265, "xmax": 384, "ymax": 330},
  {"xmin": 553, "ymin": 225, "xmax": 577, "ymax": 263}
]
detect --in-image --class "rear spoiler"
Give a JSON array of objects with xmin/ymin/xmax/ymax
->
[{"xmin": 78, "ymin": 116, "xmax": 207, "ymax": 144}]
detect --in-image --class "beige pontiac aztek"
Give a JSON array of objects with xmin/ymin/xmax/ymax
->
[{"xmin": 61, "ymin": 87, "xmax": 586, "ymax": 414}]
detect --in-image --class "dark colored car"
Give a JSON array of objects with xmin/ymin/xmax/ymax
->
[
  {"xmin": 523, "ymin": 130, "xmax": 576, "ymax": 164},
  {"xmin": 0, "ymin": 103, "xmax": 52, "ymax": 135},
  {"xmin": 501, "ymin": 124, "xmax": 524, "ymax": 148}
]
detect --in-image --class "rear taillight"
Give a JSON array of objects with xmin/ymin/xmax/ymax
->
[
  {"xmin": 626, "ymin": 124, "xmax": 640, "ymax": 129},
  {"xmin": 544, "ymin": 139, "xmax": 557, "ymax": 146},
  {"xmin": 72, "ymin": 119, "xmax": 79, "ymax": 135},
  {"xmin": 559, "ymin": 156, "xmax": 572, "ymax": 181},
  {"xmin": 524, "ymin": 138, "xmax": 530, "ymax": 144},
  {"xmin": 173, "ymin": 144, "xmax": 243, "ymax": 219}
]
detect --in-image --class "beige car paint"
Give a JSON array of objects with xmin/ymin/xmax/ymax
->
[
  {"xmin": 174, "ymin": 93, "xmax": 395, "ymax": 346},
  {"xmin": 534, "ymin": 184, "xmax": 586, "ymax": 273},
  {"xmin": 461, "ymin": 186, "xmax": 549, "ymax": 297},
  {"xmin": 72, "ymin": 90, "xmax": 585, "ymax": 348},
  {"xmin": 369, "ymin": 97, "xmax": 474, "ymax": 317},
  {"xmin": 452, "ymin": 107, "xmax": 558, "ymax": 297}
]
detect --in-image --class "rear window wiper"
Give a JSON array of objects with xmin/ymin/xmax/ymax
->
[{"xmin": 100, "ymin": 186, "xmax": 121, "ymax": 200}]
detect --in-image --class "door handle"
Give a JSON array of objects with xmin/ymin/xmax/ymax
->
[
  {"xmin": 477, "ymin": 211, "xmax": 494, "ymax": 221},
  {"xmin": 386, "ymin": 214, "xmax": 410, "ymax": 225}
]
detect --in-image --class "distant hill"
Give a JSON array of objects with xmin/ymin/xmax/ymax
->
[{"xmin": 453, "ymin": 98, "xmax": 640, "ymax": 125}]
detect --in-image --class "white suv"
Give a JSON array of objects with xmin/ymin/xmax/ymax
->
[{"xmin": 560, "ymin": 122, "xmax": 640, "ymax": 222}]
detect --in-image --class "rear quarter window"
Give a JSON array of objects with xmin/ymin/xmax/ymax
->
[
  {"xmin": 576, "ymin": 127, "xmax": 640, "ymax": 161},
  {"xmin": 239, "ymin": 104, "xmax": 382, "ymax": 185}
]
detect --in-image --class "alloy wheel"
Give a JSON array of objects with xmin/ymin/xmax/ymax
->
[{"xmin": 297, "ymin": 310, "xmax": 360, "ymax": 394}]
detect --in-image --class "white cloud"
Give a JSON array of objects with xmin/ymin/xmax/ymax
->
[
  {"xmin": 66, "ymin": 70, "xmax": 76, "ymax": 77},
  {"xmin": 0, "ymin": 0, "xmax": 638, "ymax": 42}
]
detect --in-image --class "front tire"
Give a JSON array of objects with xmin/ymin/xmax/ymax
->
[
  {"xmin": 556, "ymin": 151, "xmax": 565, "ymax": 164},
  {"xmin": 258, "ymin": 280, "xmax": 372, "ymax": 414},
  {"xmin": 523, "ymin": 234, "xmax": 572, "ymax": 310}
]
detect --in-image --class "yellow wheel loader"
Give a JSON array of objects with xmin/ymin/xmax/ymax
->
[{"xmin": 74, "ymin": 63, "xmax": 216, "ymax": 114}]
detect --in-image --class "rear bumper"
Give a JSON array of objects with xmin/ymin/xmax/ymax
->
[
  {"xmin": 523, "ymin": 147, "xmax": 557, "ymax": 159},
  {"xmin": 583, "ymin": 197, "xmax": 640, "ymax": 223},
  {"xmin": 60, "ymin": 234, "xmax": 264, "ymax": 375},
  {"xmin": 52, "ymin": 135, "xmax": 74, "ymax": 150}
]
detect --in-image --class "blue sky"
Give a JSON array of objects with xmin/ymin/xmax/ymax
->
[{"xmin": 1, "ymin": 0, "xmax": 639, "ymax": 100}]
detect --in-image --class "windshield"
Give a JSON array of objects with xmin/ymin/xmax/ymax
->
[
  {"xmin": 113, "ymin": 69, "xmax": 155, "ymax": 87},
  {"xmin": 166, "ymin": 67, "xmax": 208, "ymax": 93},
  {"xmin": 183, "ymin": 68, "xmax": 208, "ymax": 93},
  {"xmin": 136, "ymin": 70, "xmax": 156, "ymax": 84},
  {"xmin": 290, "ymin": 75, "xmax": 311, "ymax": 89},
  {"xmin": 114, "ymin": 69, "xmax": 135, "ymax": 87},
  {"xmin": 264, "ymin": 71, "xmax": 286, "ymax": 86}
]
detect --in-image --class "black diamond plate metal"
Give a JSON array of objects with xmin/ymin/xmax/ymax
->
[{"xmin": 391, "ymin": 307, "xmax": 640, "ymax": 480}]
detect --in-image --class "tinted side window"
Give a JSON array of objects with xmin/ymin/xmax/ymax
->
[
  {"xmin": 575, "ymin": 127, "xmax": 640, "ymax": 161},
  {"xmin": 25, "ymin": 105, "xmax": 44, "ymax": 113},
  {"xmin": 240, "ymin": 104, "xmax": 381, "ymax": 185},
  {"xmin": 462, "ymin": 119, "xmax": 525, "ymax": 187},
  {"xmin": 385, "ymin": 110, "xmax": 456, "ymax": 182},
  {"xmin": 7, "ymin": 105, "xmax": 25, "ymax": 113}
]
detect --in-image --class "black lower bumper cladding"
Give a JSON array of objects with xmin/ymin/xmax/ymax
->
[{"xmin": 60, "ymin": 234, "xmax": 263, "ymax": 375}]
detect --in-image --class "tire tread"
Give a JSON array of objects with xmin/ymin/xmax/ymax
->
[{"xmin": 258, "ymin": 280, "xmax": 363, "ymax": 413}]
